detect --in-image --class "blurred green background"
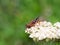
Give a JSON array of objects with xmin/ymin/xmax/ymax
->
[{"xmin": 0, "ymin": 0, "xmax": 60, "ymax": 45}]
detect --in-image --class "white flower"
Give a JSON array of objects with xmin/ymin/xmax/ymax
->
[
  {"xmin": 54, "ymin": 22, "xmax": 60, "ymax": 28},
  {"xmin": 25, "ymin": 21, "xmax": 60, "ymax": 41}
]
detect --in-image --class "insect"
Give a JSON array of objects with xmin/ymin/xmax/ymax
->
[
  {"xmin": 26, "ymin": 17, "xmax": 40, "ymax": 28},
  {"xmin": 26, "ymin": 18, "xmax": 38, "ymax": 28}
]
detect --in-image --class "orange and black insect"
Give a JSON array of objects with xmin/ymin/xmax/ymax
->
[
  {"xmin": 26, "ymin": 17, "xmax": 40, "ymax": 28},
  {"xmin": 26, "ymin": 16, "xmax": 45, "ymax": 28}
]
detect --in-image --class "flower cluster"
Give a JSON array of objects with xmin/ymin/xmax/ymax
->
[{"xmin": 25, "ymin": 21, "xmax": 60, "ymax": 41}]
